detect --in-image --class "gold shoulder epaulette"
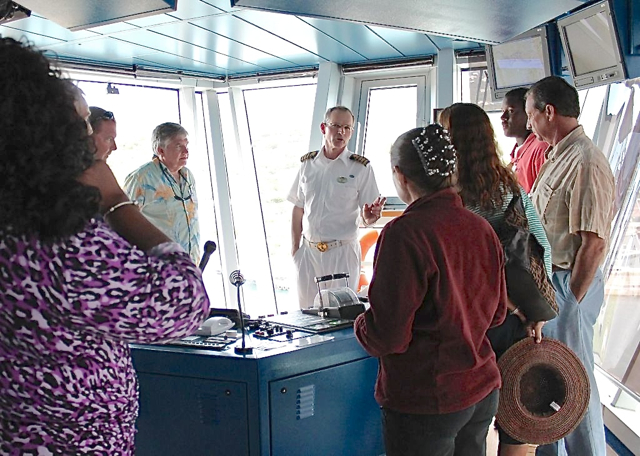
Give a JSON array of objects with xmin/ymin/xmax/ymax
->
[
  {"xmin": 300, "ymin": 150, "xmax": 318, "ymax": 162},
  {"xmin": 349, "ymin": 154, "xmax": 370, "ymax": 166}
]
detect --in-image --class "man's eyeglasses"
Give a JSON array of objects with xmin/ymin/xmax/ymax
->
[
  {"xmin": 325, "ymin": 122, "xmax": 354, "ymax": 133},
  {"xmin": 159, "ymin": 162, "xmax": 192, "ymax": 202},
  {"xmin": 173, "ymin": 186, "xmax": 192, "ymax": 202},
  {"xmin": 100, "ymin": 111, "xmax": 115, "ymax": 121}
]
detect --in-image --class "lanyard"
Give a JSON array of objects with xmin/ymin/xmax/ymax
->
[{"xmin": 157, "ymin": 161, "xmax": 193, "ymax": 257}]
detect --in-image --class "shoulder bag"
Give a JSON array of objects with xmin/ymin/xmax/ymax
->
[{"xmin": 490, "ymin": 193, "xmax": 558, "ymax": 322}]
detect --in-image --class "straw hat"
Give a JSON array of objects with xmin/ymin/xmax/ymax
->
[{"xmin": 496, "ymin": 338, "xmax": 590, "ymax": 445}]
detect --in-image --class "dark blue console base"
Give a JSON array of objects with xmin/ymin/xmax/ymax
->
[{"xmin": 131, "ymin": 327, "xmax": 384, "ymax": 455}]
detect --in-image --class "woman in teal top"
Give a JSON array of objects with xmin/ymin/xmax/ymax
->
[{"xmin": 440, "ymin": 103, "xmax": 553, "ymax": 456}]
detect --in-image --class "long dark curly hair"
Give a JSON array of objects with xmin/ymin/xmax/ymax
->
[
  {"xmin": 439, "ymin": 103, "xmax": 519, "ymax": 211},
  {"xmin": 0, "ymin": 38, "xmax": 99, "ymax": 240}
]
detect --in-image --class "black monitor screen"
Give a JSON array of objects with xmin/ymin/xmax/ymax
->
[
  {"xmin": 563, "ymin": 10, "xmax": 619, "ymax": 76},
  {"xmin": 492, "ymin": 35, "xmax": 547, "ymax": 90}
]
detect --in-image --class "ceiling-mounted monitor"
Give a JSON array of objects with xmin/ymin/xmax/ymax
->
[
  {"xmin": 557, "ymin": 0, "xmax": 626, "ymax": 89},
  {"xmin": 485, "ymin": 25, "xmax": 556, "ymax": 101}
]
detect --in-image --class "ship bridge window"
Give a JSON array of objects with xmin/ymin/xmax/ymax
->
[
  {"xmin": 75, "ymin": 81, "xmax": 181, "ymax": 186},
  {"xmin": 359, "ymin": 84, "xmax": 419, "ymax": 198},
  {"xmin": 594, "ymin": 82, "xmax": 640, "ymax": 413},
  {"xmin": 458, "ymin": 66, "xmax": 513, "ymax": 163},
  {"xmin": 218, "ymin": 82, "xmax": 318, "ymax": 315}
]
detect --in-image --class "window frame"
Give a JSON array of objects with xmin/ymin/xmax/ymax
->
[{"xmin": 351, "ymin": 75, "xmax": 429, "ymax": 156}]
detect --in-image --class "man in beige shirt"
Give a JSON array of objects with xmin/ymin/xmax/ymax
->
[{"xmin": 527, "ymin": 76, "xmax": 615, "ymax": 456}]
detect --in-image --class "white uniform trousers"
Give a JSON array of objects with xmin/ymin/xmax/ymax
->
[{"xmin": 293, "ymin": 239, "xmax": 361, "ymax": 309}]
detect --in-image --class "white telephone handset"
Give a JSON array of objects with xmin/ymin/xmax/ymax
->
[{"xmin": 194, "ymin": 317, "xmax": 234, "ymax": 336}]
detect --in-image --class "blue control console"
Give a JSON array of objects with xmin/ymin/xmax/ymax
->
[{"xmin": 131, "ymin": 311, "xmax": 384, "ymax": 456}]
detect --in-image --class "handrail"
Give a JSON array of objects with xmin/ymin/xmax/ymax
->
[{"xmin": 595, "ymin": 364, "xmax": 640, "ymax": 404}]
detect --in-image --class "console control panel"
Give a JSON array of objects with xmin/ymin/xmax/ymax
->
[{"xmin": 170, "ymin": 333, "xmax": 240, "ymax": 351}]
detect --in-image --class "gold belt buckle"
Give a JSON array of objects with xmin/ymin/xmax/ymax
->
[{"xmin": 316, "ymin": 241, "xmax": 328, "ymax": 252}]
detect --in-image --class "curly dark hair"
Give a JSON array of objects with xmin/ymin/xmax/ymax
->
[
  {"xmin": 439, "ymin": 103, "xmax": 519, "ymax": 211},
  {"xmin": 0, "ymin": 38, "xmax": 99, "ymax": 239},
  {"xmin": 390, "ymin": 124, "xmax": 457, "ymax": 193}
]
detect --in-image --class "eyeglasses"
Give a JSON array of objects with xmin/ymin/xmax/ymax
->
[
  {"xmin": 173, "ymin": 189, "xmax": 192, "ymax": 202},
  {"xmin": 90, "ymin": 110, "xmax": 115, "ymax": 125},
  {"xmin": 325, "ymin": 122, "xmax": 354, "ymax": 133},
  {"xmin": 159, "ymin": 162, "xmax": 192, "ymax": 202}
]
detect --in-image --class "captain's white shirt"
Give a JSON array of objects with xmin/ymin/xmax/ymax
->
[{"xmin": 288, "ymin": 148, "xmax": 380, "ymax": 242}]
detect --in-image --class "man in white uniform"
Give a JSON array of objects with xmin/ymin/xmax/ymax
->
[{"xmin": 288, "ymin": 106, "xmax": 385, "ymax": 309}]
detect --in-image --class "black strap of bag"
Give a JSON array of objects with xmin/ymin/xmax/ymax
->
[{"xmin": 490, "ymin": 193, "xmax": 558, "ymax": 322}]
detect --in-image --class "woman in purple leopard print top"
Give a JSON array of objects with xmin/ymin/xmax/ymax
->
[{"xmin": 0, "ymin": 38, "xmax": 210, "ymax": 455}]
